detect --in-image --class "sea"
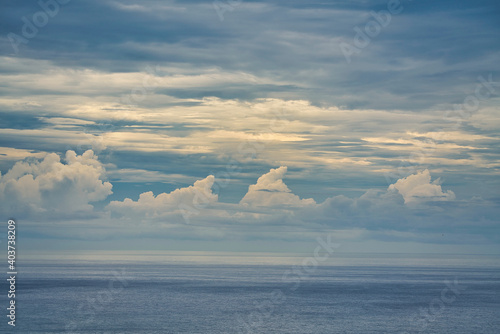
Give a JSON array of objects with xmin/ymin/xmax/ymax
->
[{"xmin": 1, "ymin": 252, "xmax": 499, "ymax": 333}]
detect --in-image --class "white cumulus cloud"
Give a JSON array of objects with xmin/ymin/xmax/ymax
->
[
  {"xmin": 240, "ymin": 166, "xmax": 316, "ymax": 208},
  {"xmin": 388, "ymin": 169, "xmax": 455, "ymax": 204},
  {"xmin": 107, "ymin": 175, "xmax": 218, "ymax": 218},
  {"xmin": 0, "ymin": 150, "xmax": 112, "ymax": 217}
]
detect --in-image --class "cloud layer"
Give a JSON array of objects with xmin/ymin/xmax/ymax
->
[
  {"xmin": 1, "ymin": 0, "xmax": 499, "ymax": 251},
  {"xmin": 0, "ymin": 149, "xmax": 497, "ymax": 250}
]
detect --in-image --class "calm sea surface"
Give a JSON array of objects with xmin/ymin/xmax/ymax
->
[{"xmin": 1, "ymin": 252, "xmax": 499, "ymax": 333}]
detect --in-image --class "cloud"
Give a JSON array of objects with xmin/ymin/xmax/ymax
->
[
  {"xmin": 0, "ymin": 0, "xmax": 499, "ymax": 253},
  {"xmin": 0, "ymin": 150, "xmax": 460, "ymax": 228},
  {"xmin": 388, "ymin": 169, "xmax": 455, "ymax": 204},
  {"xmin": 2, "ymin": 152, "xmax": 494, "ymax": 247},
  {"xmin": 107, "ymin": 168, "xmax": 197, "ymax": 184},
  {"xmin": 0, "ymin": 147, "xmax": 47, "ymax": 162},
  {"xmin": 240, "ymin": 166, "xmax": 315, "ymax": 208},
  {"xmin": 104, "ymin": 166, "xmax": 462, "ymax": 235},
  {"xmin": 0, "ymin": 150, "xmax": 112, "ymax": 218},
  {"xmin": 2, "ymin": 0, "xmax": 498, "ymax": 110},
  {"xmin": 107, "ymin": 175, "xmax": 218, "ymax": 218}
]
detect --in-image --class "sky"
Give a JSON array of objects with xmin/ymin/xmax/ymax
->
[{"xmin": 0, "ymin": 0, "xmax": 499, "ymax": 254}]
